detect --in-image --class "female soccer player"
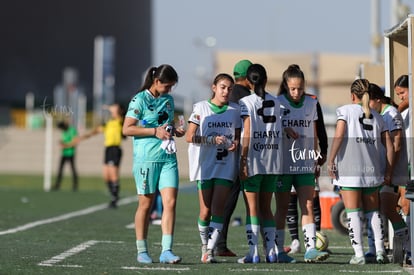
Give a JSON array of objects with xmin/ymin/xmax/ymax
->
[
  {"xmin": 186, "ymin": 73, "xmax": 241, "ymax": 263},
  {"xmin": 275, "ymin": 64, "xmax": 329, "ymax": 263},
  {"xmin": 238, "ymin": 63, "xmax": 281, "ymax": 264},
  {"xmin": 328, "ymin": 79, "xmax": 394, "ymax": 265},
  {"xmin": 368, "ymin": 83, "xmax": 410, "ymax": 264},
  {"xmin": 123, "ymin": 64, "xmax": 185, "ymax": 264}
]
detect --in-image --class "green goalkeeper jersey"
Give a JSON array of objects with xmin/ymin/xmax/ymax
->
[{"xmin": 125, "ymin": 89, "xmax": 176, "ymax": 162}]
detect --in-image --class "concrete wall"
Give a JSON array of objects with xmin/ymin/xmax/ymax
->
[
  {"xmin": 0, "ymin": 127, "xmax": 190, "ymax": 179},
  {"xmin": 0, "ymin": 125, "xmax": 336, "ymax": 192}
]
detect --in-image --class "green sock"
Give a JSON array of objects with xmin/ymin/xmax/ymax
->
[
  {"xmin": 162, "ymin": 235, "xmax": 173, "ymax": 252},
  {"xmin": 136, "ymin": 240, "xmax": 147, "ymax": 254}
]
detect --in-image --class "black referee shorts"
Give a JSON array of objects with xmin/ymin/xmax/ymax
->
[{"xmin": 104, "ymin": 146, "xmax": 122, "ymax": 166}]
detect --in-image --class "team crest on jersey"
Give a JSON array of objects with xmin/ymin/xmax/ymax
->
[
  {"xmin": 393, "ymin": 117, "xmax": 402, "ymax": 128},
  {"xmin": 166, "ymin": 102, "xmax": 172, "ymax": 111},
  {"xmin": 277, "ymin": 179, "xmax": 283, "ymax": 188},
  {"xmin": 282, "ymin": 108, "xmax": 290, "ymax": 116}
]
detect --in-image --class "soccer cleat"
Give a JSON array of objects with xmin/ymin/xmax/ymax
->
[
  {"xmin": 349, "ymin": 255, "xmax": 365, "ymax": 265},
  {"xmin": 288, "ymin": 239, "xmax": 301, "ymax": 254},
  {"xmin": 376, "ymin": 252, "xmax": 389, "ymax": 264},
  {"xmin": 237, "ymin": 254, "xmax": 260, "ymax": 264},
  {"xmin": 201, "ymin": 249, "xmax": 217, "ymax": 263},
  {"xmin": 265, "ymin": 253, "xmax": 277, "ymax": 263},
  {"xmin": 277, "ymin": 252, "xmax": 297, "ymax": 263},
  {"xmin": 159, "ymin": 250, "xmax": 181, "ymax": 264},
  {"xmin": 108, "ymin": 200, "xmax": 117, "ymax": 209},
  {"xmin": 304, "ymin": 248, "xmax": 329, "ymax": 263},
  {"xmin": 201, "ymin": 244, "xmax": 207, "ymax": 261},
  {"xmin": 137, "ymin": 252, "xmax": 153, "ymax": 264},
  {"xmin": 364, "ymin": 252, "xmax": 376, "ymax": 263}
]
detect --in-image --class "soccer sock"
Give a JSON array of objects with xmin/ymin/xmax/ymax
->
[
  {"xmin": 347, "ymin": 209, "xmax": 364, "ymax": 257},
  {"xmin": 364, "ymin": 212, "xmax": 376, "ymax": 255},
  {"xmin": 275, "ymin": 229, "xmax": 285, "ymax": 254},
  {"xmin": 246, "ymin": 216, "xmax": 260, "ymax": 257},
  {"xmin": 207, "ymin": 216, "xmax": 224, "ymax": 251},
  {"xmin": 107, "ymin": 181, "xmax": 118, "ymax": 202},
  {"xmin": 313, "ymin": 195, "xmax": 321, "ymax": 231},
  {"xmin": 286, "ymin": 194, "xmax": 299, "ymax": 241},
  {"xmin": 302, "ymin": 223, "xmax": 316, "ymax": 251},
  {"xmin": 366, "ymin": 210, "xmax": 384, "ymax": 254},
  {"xmin": 394, "ymin": 223, "xmax": 410, "ymax": 252},
  {"xmin": 406, "ymin": 214, "xmax": 412, "ymax": 254},
  {"xmin": 161, "ymin": 234, "xmax": 173, "ymax": 252},
  {"xmin": 113, "ymin": 181, "xmax": 120, "ymax": 200},
  {"xmin": 198, "ymin": 218, "xmax": 210, "ymax": 246},
  {"xmin": 136, "ymin": 239, "xmax": 148, "ymax": 254},
  {"xmin": 262, "ymin": 219, "xmax": 276, "ymax": 256}
]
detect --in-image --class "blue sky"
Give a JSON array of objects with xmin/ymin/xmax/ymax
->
[{"xmin": 153, "ymin": 0, "xmax": 414, "ymax": 101}]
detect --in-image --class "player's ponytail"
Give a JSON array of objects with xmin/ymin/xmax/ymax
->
[
  {"xmin": 351, "ymin": 78, "xmax": 371, "ymax": 119},
  {"xmin": 247, "ymin": 64, "xmax": 267, "ymax": 100},
  {"xmin": 139, "ymin": 64, "xmax": 178, "ymax": 92},
  {"xmin": 361, "ymin": 92, "xmax": 371, "ymax": 119}
]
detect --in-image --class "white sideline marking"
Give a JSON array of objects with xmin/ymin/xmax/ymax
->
[
  {"xmin": 125, "ymin": 222, "xmax": 135, "ymax": 229},
  {"xmin": 229, "ymin": 268, "xmax": 299, "ymax": 272},
  {"xmin": 38, "ymin": 240, "xmax": 123, "ymax": 267},
  {"xmin": 0, "ymin": 196, "xmax": 137, "ymax": 236},
  {"xmin": 122, "ymin": 266, "xmax": 191, "ymax": 271},
  {"xmin": 338, "ymin": 271, "xmax": 403, "ymax": 273}
]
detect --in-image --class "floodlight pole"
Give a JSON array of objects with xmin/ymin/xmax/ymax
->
[
  {"xmin": 43, "ymin": 115, "xmax": 53, "ymax": 192},
  {"xmin": 370, "ymin": 0, "xmax": 381, "ymax": 64}
]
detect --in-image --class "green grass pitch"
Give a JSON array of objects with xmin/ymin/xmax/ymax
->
[{"xmin": 0, "ymin": 174, "xmax": 411, "ymax": 274}]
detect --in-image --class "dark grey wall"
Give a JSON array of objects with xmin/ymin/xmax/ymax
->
[{"xmin": 0, "ymin": 0, "xmax": 152, "ymax": 107}]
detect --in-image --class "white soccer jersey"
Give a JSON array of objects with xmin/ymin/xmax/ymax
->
[
  {"xmin": 239, "ymin": 93, "xmax": 282, "ymax": 176},
  {"xmin": 332, "ymin": 104, "xmax": 388, "ymax": 187},
  {"xmin": 382, "ymin": 105, "xmax": 409, "ymax": 186},
  {"xmin": 401, "ymin": 108, "xmax": 411, "ymax": 163},
  {"xmin": 188, "ymin": 100, "xmax": 241, "ymax": 182},
  {"xmin": 278, "ymin": 94, "xmax": 318, "ymax": 174}
]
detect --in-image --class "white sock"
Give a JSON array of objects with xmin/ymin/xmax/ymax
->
[
  {"xmin": 198, "ymin": 223, "xmax": 209, "ymax": 246},
  {"xmin": 364, "ymin": 212, "xmax": 376, "ymax": 254},
  {"xmin": 275, "ymin": 229, "xmax": 285, "ymax": 254},
  {"xmin": 302, "ymin": 223, "xmax": 316, "ymax": 251},
  {"xmin": 207, "ymin": 222, "xmax": 223, "ymax": 250},
  {"xmin": 347, "ymin": 210, "xmax": 364, "ymax": 257},
  {"xmin": 262, "ymin": 226, "xmax": 276, "ymax": 256},
  {"xmin": 246, "ymin": 223, "xmax": 259, "ymax": 257},
  {"xmin": 366, "ymin": 211, "xmax": 385, "ymax": 254}
]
